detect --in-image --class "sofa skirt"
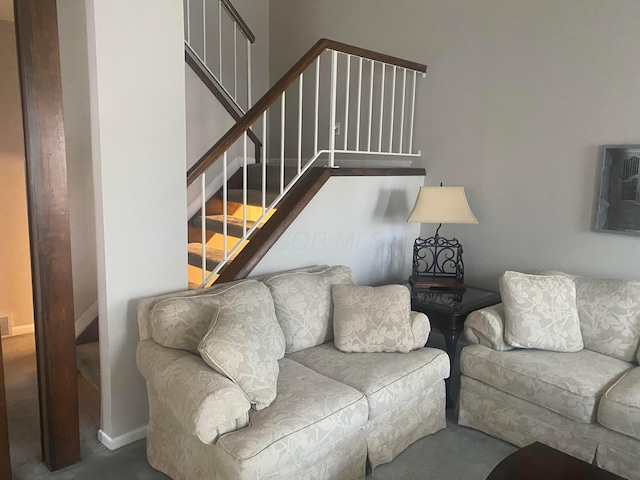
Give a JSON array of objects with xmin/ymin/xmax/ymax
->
[{"xmin": 458, "ymin": 375, "xmax": 640, "ymax": 480}]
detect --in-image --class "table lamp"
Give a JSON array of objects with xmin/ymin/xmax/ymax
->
[{"xmin": 407, "ymin": 184, "xmax": 478, "ymax": 290}]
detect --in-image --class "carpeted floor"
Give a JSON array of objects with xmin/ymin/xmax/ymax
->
[{"xmin": 2, "ymin": 333, "xmax": 517, "ymax": 479}]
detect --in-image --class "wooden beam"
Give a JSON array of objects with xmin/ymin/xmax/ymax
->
[
  {"xmin": 13, "ymin": 0, "xmax": 80, "ymax": 470},
  {"xmin": 0, "ymin": 340, "xmax": 11, "ymax": 480}
]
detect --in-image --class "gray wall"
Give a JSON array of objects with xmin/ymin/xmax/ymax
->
[
  {"xmin": 86, "ymin": 0, "xmax": 188, "ymax": 447},
  {"xmin": 270, "ymin": 0, "xmax": 640, "ymax": 288},
  {"xmin": 251, "ymin": 175, "xmax": 423, "ymax": 284},
  {"xmin": 58, "ymin": 0, "xmax": 99, "ymax": 327}
]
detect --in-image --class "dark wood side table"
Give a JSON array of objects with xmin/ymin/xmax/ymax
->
[{"xmin": 411, "ymin": 286, "xmax": 501, "ymax": 406}]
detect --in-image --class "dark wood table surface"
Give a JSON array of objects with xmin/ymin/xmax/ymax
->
[
  {"xmin": 411, "ymin": 285, "xmax": 501, "ymax": 406},
  {"xmin": 487, "ymin": 442, "xmax": 625, "ymax": 480}
]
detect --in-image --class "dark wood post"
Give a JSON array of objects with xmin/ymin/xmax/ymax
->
[{"xmin": 13, "ymin": 0, "xmax": 81, "ymax": 470}]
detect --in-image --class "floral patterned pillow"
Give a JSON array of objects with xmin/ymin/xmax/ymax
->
[
  {"xmin": 500, "ymin": 271, "xmax": 583, "ymax": 352},
  {"xmin": 332, "ymin": 284, "xmax": 415, "ymax": 353},
  {"xmin": 198, "ymin": 281, "xmax": 285, "ymax": 411}
]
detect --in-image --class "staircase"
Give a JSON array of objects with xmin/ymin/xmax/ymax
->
[
  {"xmin": 185, "ymin": 1, "xmax": 427, "ymax": 288},
  {"xmin": 187, "ymin": 164, "xmax": 295, "ymax": 287}
]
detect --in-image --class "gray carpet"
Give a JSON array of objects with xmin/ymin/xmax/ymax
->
[{"xmin": 2, "ymin": 333, "xmax": 517, "ymax": 479}]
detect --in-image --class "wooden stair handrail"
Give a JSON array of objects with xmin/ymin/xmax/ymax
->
[
  {"xmin": 221, "ymin": 0, "xmax": 255, "ymax": 43},
  {"xmin": 187, "ymin": 38, "xmax": 427, "ymax": 185}
]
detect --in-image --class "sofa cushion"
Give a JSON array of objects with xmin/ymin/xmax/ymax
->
[
  {"xmin": 598, "ymin": 367, "xmax": 640, "ymax": 441},
  {"xmin": 544, "ymin": 272, "xmax": 640, "ymax": 363},
  {"xmin": 332, "ymin": 284, "xmax": 415, "ymax": 353},
  {"xmin": 263, "ymin": 265, "xmax": 358, "ymax": 353},
  {"xmin": 460, "ymin": 344, "xmax": 631, "ymax": 423},
  {"xmin": 217, "ymin": 358, "xmax": 368, "ymax": 478},
  {"xmin": 150, "ymin": 291, "xmax": 224, "ymax": 354},
  {"xmin": 198, "ymin": 281, "xmax": 286, "ymax": 410},
  {"xmin": 500, "ymin": 271, "xmax": 583, "ymax": 352},
  {"xmin": 288, "ymin": 343, "xmax": 449, "ymax": 420},
  {"xmin": 149, "ymin": 279, "xmax": 281, "ymax": 354}
]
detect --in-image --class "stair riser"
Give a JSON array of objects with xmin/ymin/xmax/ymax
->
[
  {"xmin": 187, "ymin": 252, "xmax": 219, "ymax": 272},
  {"xmin": 246, "ymin": 164, "xmax": 298, "ymax": 191}
]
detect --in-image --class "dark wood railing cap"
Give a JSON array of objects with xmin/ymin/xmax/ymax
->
[
  {"xmin": 221, "ymin": 0, "xmax": 255, "ymax": 43},
  {"xmin": 187, "ymin": 38, "xmax": 427, "ymax": 185}
]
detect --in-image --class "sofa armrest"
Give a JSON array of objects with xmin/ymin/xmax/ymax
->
[
  {"xmin": 463, "ymin": 304, "xmax": 513, "ymax": 351},
  {"xmin": 410, "ymin": 311, "xmax": 431, "ymax": 350},
  {"xmin": 137, "ymin": 340, "xmax": 251, "ymax": 443}
]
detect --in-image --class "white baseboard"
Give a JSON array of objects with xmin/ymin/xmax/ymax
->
[
  {"xmin": 75, "ymin": 301, "xmax": 99, "ymax": 338},
  {"xmin": 11, "ymin": 324, "xmax": 35, "ymax": 337},
  {"xmin": 98, "ymin": 425, "xmax": 147, "ymax": 451}
]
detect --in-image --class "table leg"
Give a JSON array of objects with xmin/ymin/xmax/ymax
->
[{"xmin": 441, "ymin": 329, "xmax": 460, "ymax": 408}]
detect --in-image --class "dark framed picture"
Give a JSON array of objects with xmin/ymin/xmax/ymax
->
[{"xmin": 595, "ymin": 145, "xmax": 640, "ymax": 236}]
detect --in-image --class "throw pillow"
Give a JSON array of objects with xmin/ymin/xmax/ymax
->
[
  {"xmin": 150, "ymin": 280, "xmax": 285, "ymax": 356},
  {"xmin": 500, "ymin": 271, "xmax": 583, "ymax": 352},
  {"xmin": 150, "ymin": 295, "xmax": 221, "ymax": 353},
  {"xmin": 198, "ymin": 281, "xmax": 285, "ymax": 410},
  {"xmin": 332, "ymin": 284, "xmax": 415, "ymax": 353},
  {"xmin": 263, "ymin": 265, "xmax": 359, "ymax": 353}
]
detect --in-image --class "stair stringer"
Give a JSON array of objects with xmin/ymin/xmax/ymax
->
[{"xmin": 216, "ymin": 167, "xmax": 425, "ymax": 283}]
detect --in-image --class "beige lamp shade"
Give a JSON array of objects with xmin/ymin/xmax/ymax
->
[{"xmin": 407, "ymin": 186, "xmax": 478, "ymax": 224}]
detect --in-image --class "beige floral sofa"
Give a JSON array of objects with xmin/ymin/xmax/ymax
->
[
  {"xmin": 458, "ymin": 271, "xmax": 640, "ymax": 479},
  {"xmin": 137, "ymin": 265, "xmax": 450, "ymax": 480}
]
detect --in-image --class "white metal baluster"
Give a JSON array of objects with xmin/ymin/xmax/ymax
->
[
  {"xmin": 329, "ymin": 51, "xmax": 338, "ymax": 167},
  {"xmin": 186, "ymin": 0, "xmax": 191, "ymax": 44},
  {"xmin": 367, "ymin": 60, "xmax": 374, "ymax": 152},
  {"xmin": 409, "ymin": 70, "xmax": 417, "ymax": 153},
  {"xmin": 280, "ymin": 92, "xmax": 286, "ymax": 194},
  {"xmin": 389, "ymin": 65, "xmax": 396, "ymax": 152},
  {"xmin": 218, "ymin": 0, "xmax": 222, "ymax": 79},
  {"xmin": 243, "ymin": 132, "xmax": 247, "ymax": 236},
  {"xmin": 298, "ymin": 73, "xmax": 303, "ymax": 174},
  {"xmin": 246, "ymin": 39, "xmax": 252, "ymax": 109},
  {"xmin": 378, "ymin": 63, "xmax": 386, "ymax": 152},
  {"xmin": 233, "ymin": 24, "xmax": 237, "ymax": 100},
  {"xmin": 200, "ymin": 174, "xmax": 206, "ymax": 284},
  {"xmin": 356, "ymin": 57, "xmax": 363, "ymax": 151},
  {"xmin": 399, "ymin": 68, "xmax": 407, "ymax": 153},
  {"xmin": 202, "ymin": 0, "xmax": 206, "ymax": 63},
  {"xmin": 343, "ymin": 54, "xmax": 351, "ymax": 151},
  {"xmin": 314, "ymin": 56, "xmax": 320, "ymax": 155},
  {"xmin": 223, "ymin": 152, "xmax": 228, "ymax": 260},
  {"xmin": 262, "ymin": 114, "xmax": 267, "ymax": 215}
]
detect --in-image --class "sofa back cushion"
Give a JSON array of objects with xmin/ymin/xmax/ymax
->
[
  {"xmin": 332, "ymin": 284, "xmax": 415, "ymax": 353},
  {"xmin": 263, "ymin": 265, "xmax": 358, "ymax": 353},
  {"xmin": 545, "ymin": 272, "xmax": 640, "ymax": 362},
  {"xmin": 150, "ymin": 280, "xmax": 286, "ymax": 357}
]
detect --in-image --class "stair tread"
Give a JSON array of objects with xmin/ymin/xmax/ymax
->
[
  {"xmin": 204, "ymin": 215, "xmax": 256, "ymax": 228},
  {"xmin": 192, "ymin": 214, "xmax": 258, "ymax": 236},
  {"xmin": 187, "ymin": 243, "xmax": 229, "ymax": 263}
]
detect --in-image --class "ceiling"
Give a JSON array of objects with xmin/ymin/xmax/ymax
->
[{"xmin": 0, "ymin": 0, "xmax": 13, "ymax": 22}]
